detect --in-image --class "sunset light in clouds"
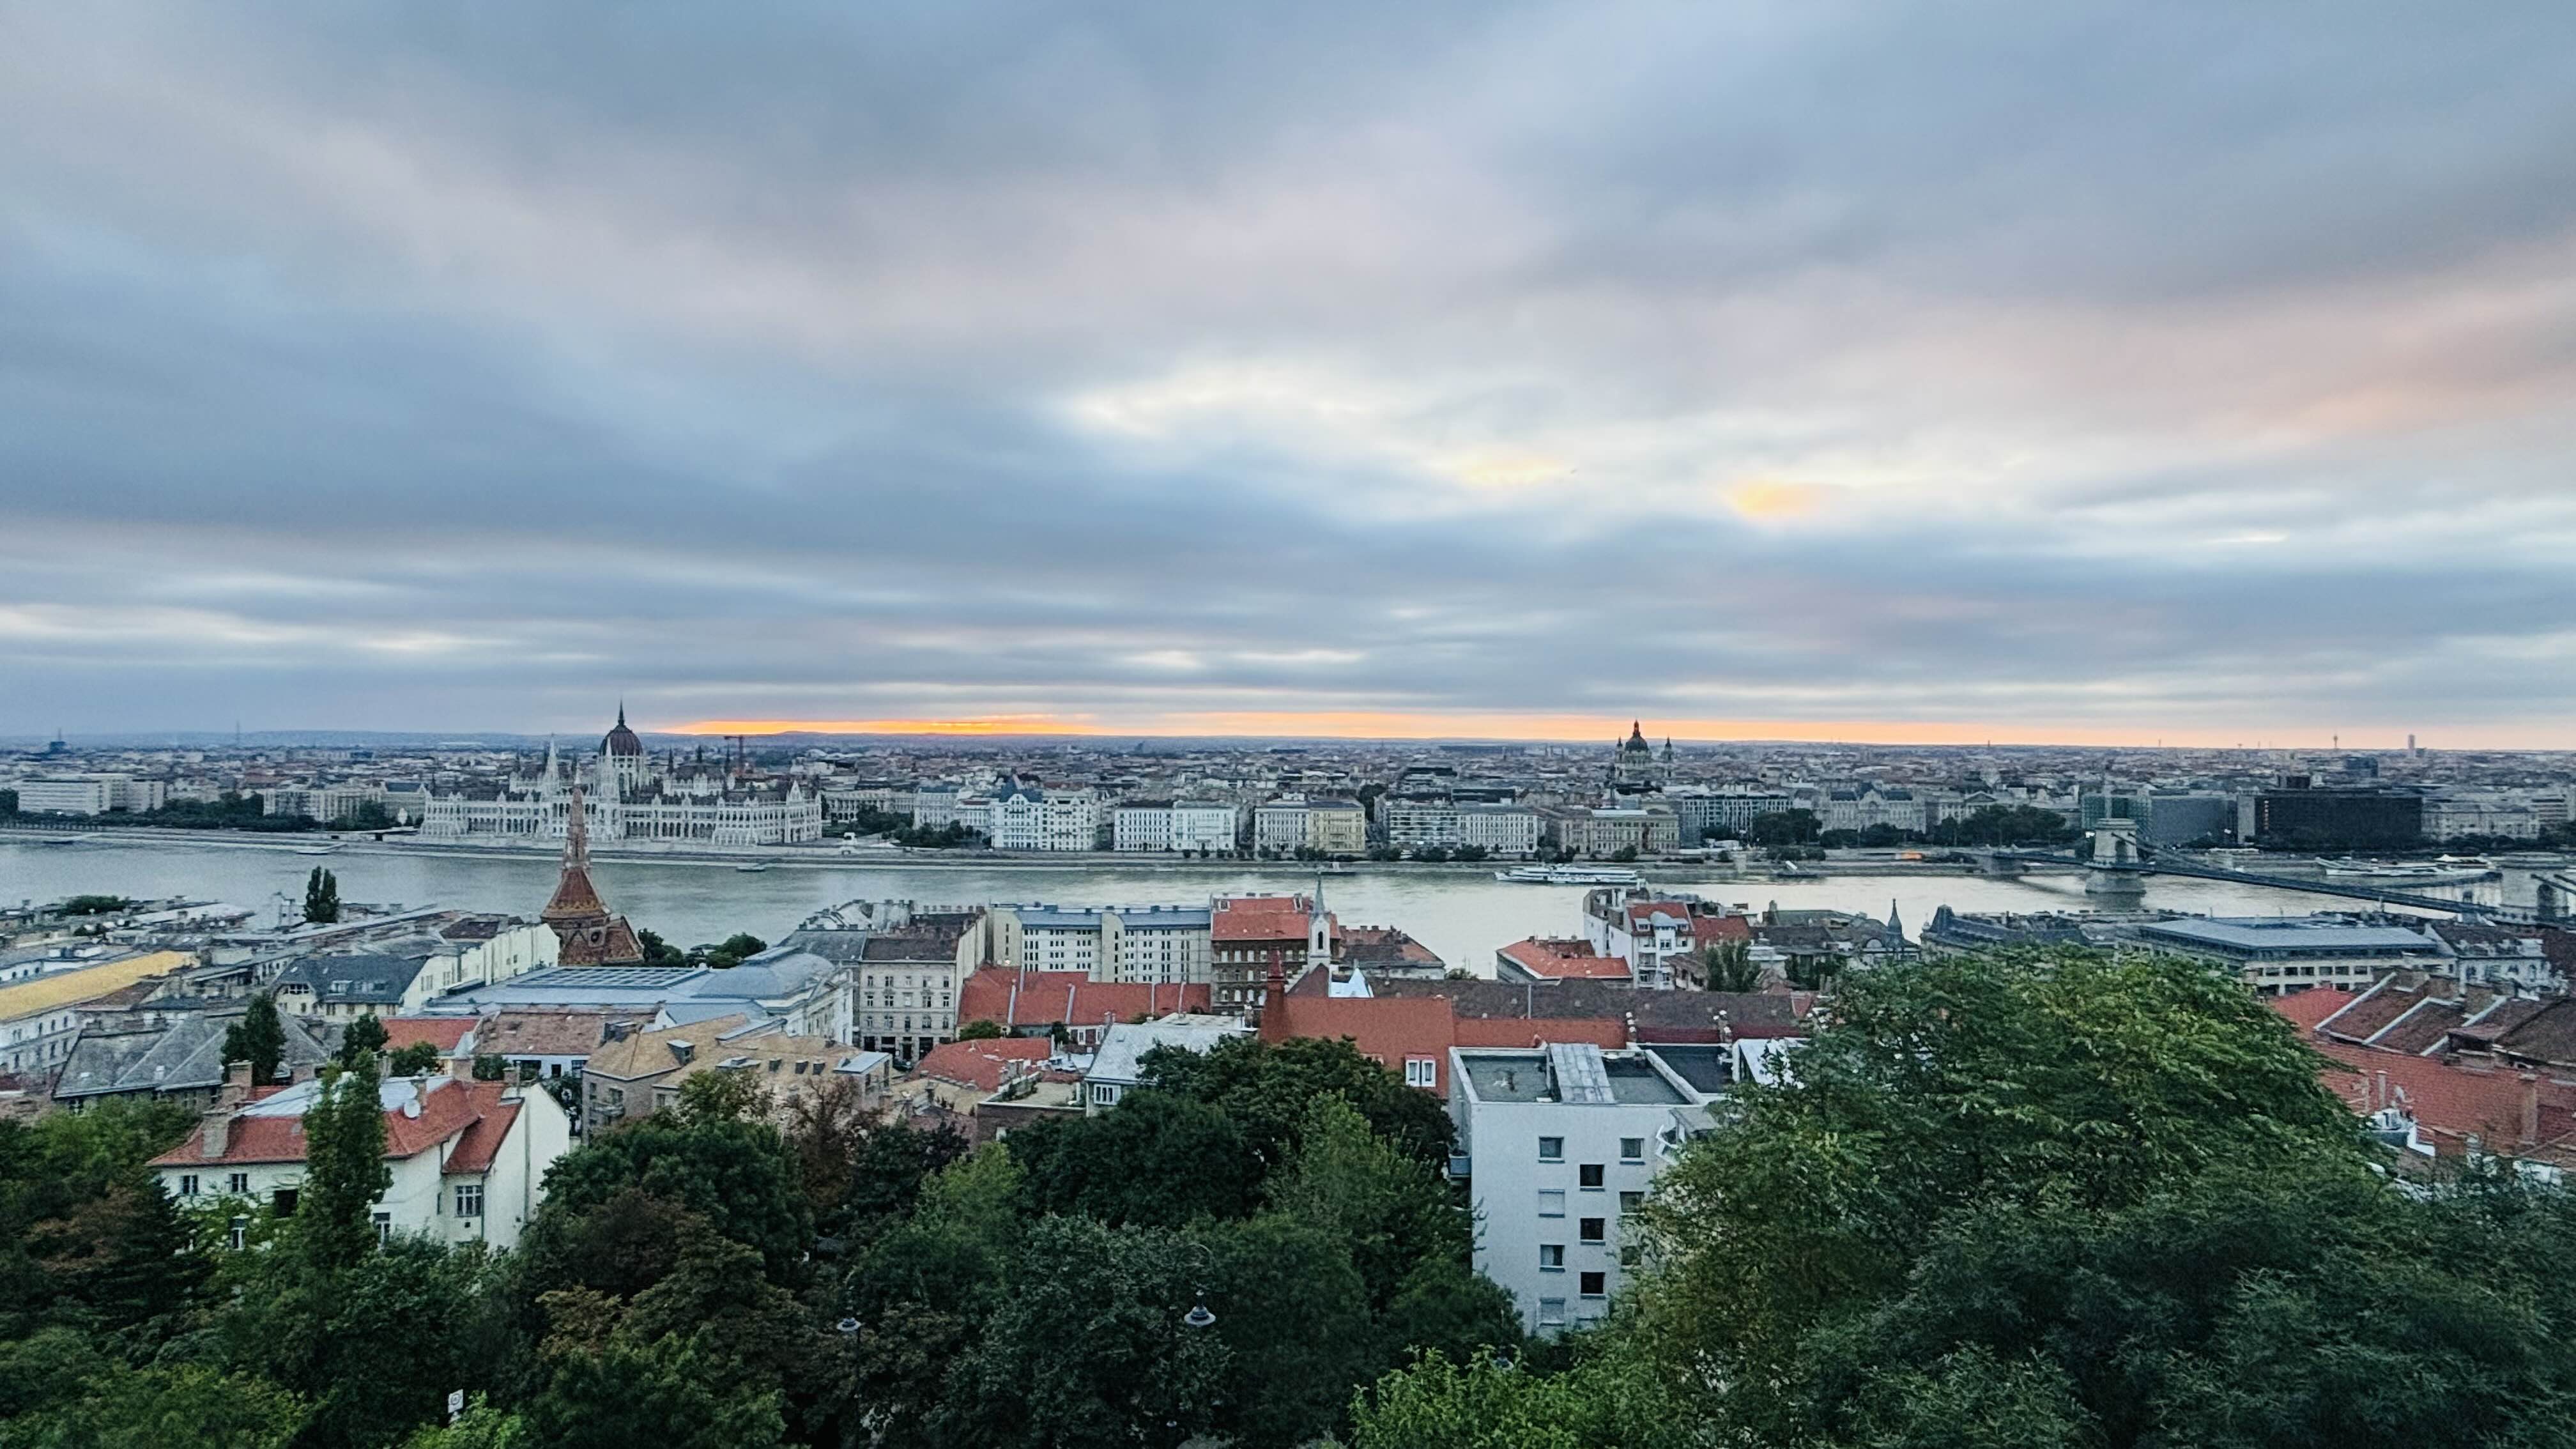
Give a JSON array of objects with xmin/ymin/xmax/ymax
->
[{"xmin": 5, "ymin": 5, "xmax": 2575, "ymax": 744}]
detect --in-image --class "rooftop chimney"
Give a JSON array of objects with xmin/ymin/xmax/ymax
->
[
  {"xmin": 220, "ymin": 1060, "xmax": 252, "ymax": 1109},
  {"xmin": 2521, "ymin": 1073, "xmax": 2541, "ymax": 1147},
  {"xmin": 200, "ymin": 1105, "xmax": 231, "ymax": 1160}
]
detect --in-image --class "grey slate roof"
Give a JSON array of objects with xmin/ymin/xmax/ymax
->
[
  {"xmin": 54, "ymin": 1011, "xmax": 335, "ymax": 1100},
  {"xmin": 275, "ymin": 952, "xmax": 433, "ymax": 1006}
]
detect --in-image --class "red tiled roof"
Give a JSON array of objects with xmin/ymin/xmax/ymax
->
[
  {"xmin": 442, "ymin": 1093, "xmax": 521, "ymax": 1174},
  {"xmin": 2268, "ymin": 987, "xmax": 2359, "ymax": 1032},
  {"xmin": 1214, "ymin": 895, "xmax": 1312, "ymax": 943},
  {"xmin": 2311, "ymin": 1039, "xmax": 2576, "ymax": 1159},
  {"xmin": 1452, "ymin": 1016, "xmax": 1629, "ymax": 1052},
  {"xmin": 954, "ymin": 969, "xmax": 1214, "ymax": 1031},
  {"xmin": 1262, "ymin": 994, "xmax": 1459, "ymax": 1093},
  {"xmin": 1498, "ymin": 938, "xmax": 1633, "ymax": 981},
  {"xmin": 1691, "ymin": 916, "xmax": 1753, "ymax": 946},
  {"xmin": 914, "ymin": 1037, "xmax": 1066, "ymax": 1094},
  {"xmin": 384, "ymin": 1018, "xmax": 476, "ymax": 1053},
  {"xmin": 148, "ymin": 1078, "xmax": 521, "ymax": 1172}
]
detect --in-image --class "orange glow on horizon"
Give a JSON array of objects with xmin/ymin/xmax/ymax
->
[{"xmin": 663, "ymin": 712, "xmax": 2400, "ymax": 749}]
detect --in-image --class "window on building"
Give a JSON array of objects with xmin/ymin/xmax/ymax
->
[
  {"xmin": 1538, "ymin": 1297, "xmax": 1567, "ymax": 1327},
  {"xmin": 1538, "ymin": 1189, "xmax": 1567, "ymax": 1218},
  {"xmin": 1620, "ymin": 1244, "xmax": 1643, "ymax": 1268},
  {"xmin": 1538, "ymin": 1244, "xmax": 1565, "ymax": 1271},
  {"xmin": 1619, "ymin": 1190, "xmax": 1644, "ymax": 1214},
  {"xmin": 178, "ymin": 1174, "xmax": 199, "ymax": 1197},
  {"xmin": 273, "ymin": 1188, "xmax": 299, "ymax": 1217},
  {"xmin": 227, "ymin": 1172, "xmax": 249, "ymax": 1195},
  {"xmin": 1620, "ymin": 1137, "xmax": 1645, "ymax": 1163},
  {"xmin": 227, "ymin": 1216, "xmax": 247, "ymax": 1251},
  {"xmin": 1579, "ymin": 1271, "xmax": 1606, "ymax": 1298},
  {"xmin": 1537, "ymin": 1135, "xmax": 1563, "ymax": 1162},
  {"xmin": 1579, "ymin": 1217, "xmax": 1605, "ymax": 1243},
  {"xmin": 1404, "ymin": 1057, "xmax": 1438, "ymax": 1089},
  {"xmin": 1579, "ymin": 1163, "xmax": 1605, "ymax": 1189},
  {"xmin": 455, "ymin": 1184, "xmax": 483, "ymax": 1218},
  {"xmin": 372, "ymin": 1212, "xmax": 392, "ymax": 1245}
]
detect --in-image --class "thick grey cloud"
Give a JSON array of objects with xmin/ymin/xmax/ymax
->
[{"xmin": 3, "ymin": 1, "xmax": 2575, "ymax": 742}]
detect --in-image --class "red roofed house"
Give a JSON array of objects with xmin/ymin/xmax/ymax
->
[
  {"xmin": 151, "ymin": 1064, "xmax": 572, "ymax": 1249},
  {"xmin": 2269, "ymin": 985, "xmax": 2576, "ymax": 1175},
  {"xmin": 1259, "ymin": 992, "xmax": 1629, "ymax": 1098},
  {"xmin": 1496, "ymin": 937, "xmax": 1635, "ymax": 986},
  {"xmin": 1212, "ymin": 894, "xmax": 1329, "ymax": 1019},
  {"xmin": 953, "ymin": 969, "xmax": 1214, "ymax": 1050}
]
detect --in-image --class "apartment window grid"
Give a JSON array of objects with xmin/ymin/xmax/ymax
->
[{"xmin": 454, "ymin": 1184, "xmax": 484, "ymax": 1218}]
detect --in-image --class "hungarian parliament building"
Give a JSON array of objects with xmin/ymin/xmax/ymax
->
[{"xmin": 417, "ymin": 709, "xmax": 825, "ymax": 846}]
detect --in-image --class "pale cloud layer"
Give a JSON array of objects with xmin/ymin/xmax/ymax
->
[{"xmin": 4, "ymin": 3, "xmax": 2575, "ymax": 743}]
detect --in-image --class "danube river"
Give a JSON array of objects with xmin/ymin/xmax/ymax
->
[{"xmin": 1, "ymin": 836, "xmax": 2518, "ymax": 977}]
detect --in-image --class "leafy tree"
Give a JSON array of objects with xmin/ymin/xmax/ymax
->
[
  {"xmin": 686, "ymin": 933, "xmax": 767, "ymax": 970},
  {"xmin": 933, "ymin": 1215, "xmax": 1230, "ymax": 1449},
  {"xmin": 1744, "ymin": 809, "xmax": 1821, "ymax": 847},
  {"xmin": 525, "ymin": 1102, "xmax": 811, "ymax": 1284},
  {"xmin": 1625, "ymin": 950, "xmax": 2376, "ymax": 1443},
  {"xmin": 1007, "ymin": 1091, "xmax": 1258, "ymax": 1227},
  {"xmin": 471, "ymin": 1054, "xmax": 507, "ymax": 1082},
  {"xmin": 401, "ymin": 1397, "xmax": 529, "ymax": 1449},
  {"xmin": 1142, "ymin": 1034, "xmax": 1457, "ymax": 1172},
  {"xmin": 1204, "ymin": 1213, "xmax": 1373, "ymax": 1447},
  {"xmin": 1349, "ymin": 1340, "xmax": 1683, "ymax": 1449},
  {"xmin": 790, "ymin": 1107, "xmax": 967, "ymax": 1243},
  {"xmin": 210, "ymin": 1236, "xmax": 510, "ymax": 1449},
  {"xmin": 338, "ymin": 1013, "xmax": 389, "ymax": 1067},
  {"xmin": 1609, "ymin": 845, "xmax": 1640, "ymax": 862},
  {"xmin": 303, "ymin": 866, "xmax": 341, "ymax": 924},
  {"xmin": 0, "ymin": 1098, "xmax": 203, "ymax": 1341},
  {"xmin": 0, "ymin": 787, "xmax": 14, "ymax": 816},
  {"xmin": 1699, "ymin": 939, "xmax": 1763, "ymax": 993},
  {"xmin": 636, "ymin": 929, "xmax": 687, "ymax": 969},
  {"xmin": 523, "ymin": 1227, "xmax": 812, "ymax": 1449},
  {"xmin": 388, "ymin": 1041, "xmax": 443, "ymax": 1077},
  {"xmin": 839, "ymin": 1146, "xmax": 1027, "ymax": 1448},
  {"xmin": 1928, "ymin": 805, "xmax": 2078, "ymax": 848},
  {"xmin": 222, "ymin": 994, "xmax": 287, "ymax": 1089},
  {"xmin": 0, "ymin": 1330, "xmax": 307, "ymax": 1449},
  {"xmin": 671, "ymin": 1067, "xmax": 770, "ymax": 1126},
  {"xmin": 56, "ymin": 894, "xmax": 132, "ymax": 916},
  {"xmin": 954, "ymin": 1018, "xmax": 1005, "ymax": 1041},
  {"xmin": 295, "ymin": 1055, "xmax": 391, "ymax": 1273}
]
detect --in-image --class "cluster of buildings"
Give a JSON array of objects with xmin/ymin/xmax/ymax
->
[{"xmin": 17, "ymin": 714, "xmax": 2576, "ymax": 861}]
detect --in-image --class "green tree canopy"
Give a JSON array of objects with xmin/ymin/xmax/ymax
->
[
  {"xmin": 303, "ymin": 866, "xmax": 341, "ymax": 924},
  {"xmin": 338, "ymin": 1013, "xmax": 388, "ymax": 1067},
  {"xmin": 222, "ymin": 994, "xmax": 287, "ymax": 1089}
]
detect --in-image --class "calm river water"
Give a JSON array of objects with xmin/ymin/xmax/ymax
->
[{"xmin": 3, "ymin": 837, "xmax": 2526, "ymax": 977}]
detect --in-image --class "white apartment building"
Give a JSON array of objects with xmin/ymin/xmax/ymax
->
[
  {"xmin": 1381, "ymin": 801, "xmax": 1542, "ymax": 857},
  {"xmin": 13, "ymin": 776, "xmax": 167, "ymax": 815},
  {"xmin": 1254, "ymin": 795, "xmax": 1368, "ymax": 855},
  {"xmin": 980, "ymin": 784, "xmax": 1101, "ymax": 852},
  {"xmin": 1111, "ymin": 800, "xmax": 1243, "ymax": 854},
  {"xmin": 2423, "ymin": 795, "xmax": 2542, "ymax": 841},
  {"xmin": 986, "ymin": 903, "xmax": 1215, "ymax": 984},
  {"xmin": 1660, "ymin": 788, "xmax": 1795, "ymax": 841},
  {"xmin": 1113, "ymin": 801, "xmax": 1176, "ymax": 852},
  {"xmin": 1450, "ymin": 1043, "xmax": 1721, "ymax": 1335},
  {"xmin": 266, "ymin": 783, "xmax": 387, "ymax": 823},
  {"xmin": 1171, "ymin": 802, "xmax": 1242, "ymax": 854},
  {"xmin": 153, "ymin": 1072, "xmax": 572, "ymax": 1252}
]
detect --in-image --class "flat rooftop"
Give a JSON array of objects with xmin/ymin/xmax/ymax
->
[{"xmin": 1459, "ymin": 1046, "xmax": 1685, "ymax": 1105}]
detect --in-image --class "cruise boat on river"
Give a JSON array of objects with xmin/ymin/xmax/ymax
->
[{"xmin": 1494, "ymin": 864, "xmax": 1645, "ymax": 886}]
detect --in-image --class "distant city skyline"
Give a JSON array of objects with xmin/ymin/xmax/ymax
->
[{"xmin": 5, "ymin": 7, "xmax": 2575, "ymax": 743}]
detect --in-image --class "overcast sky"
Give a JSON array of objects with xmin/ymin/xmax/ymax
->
[{"xmin": 4, "ymin": 3, "xmax": 2574, "ymax": 746}]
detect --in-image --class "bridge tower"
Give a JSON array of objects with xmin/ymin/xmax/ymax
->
[{"xmin": 2083, "ymin": 818, "xmax": 2147, "ymax": 903}]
